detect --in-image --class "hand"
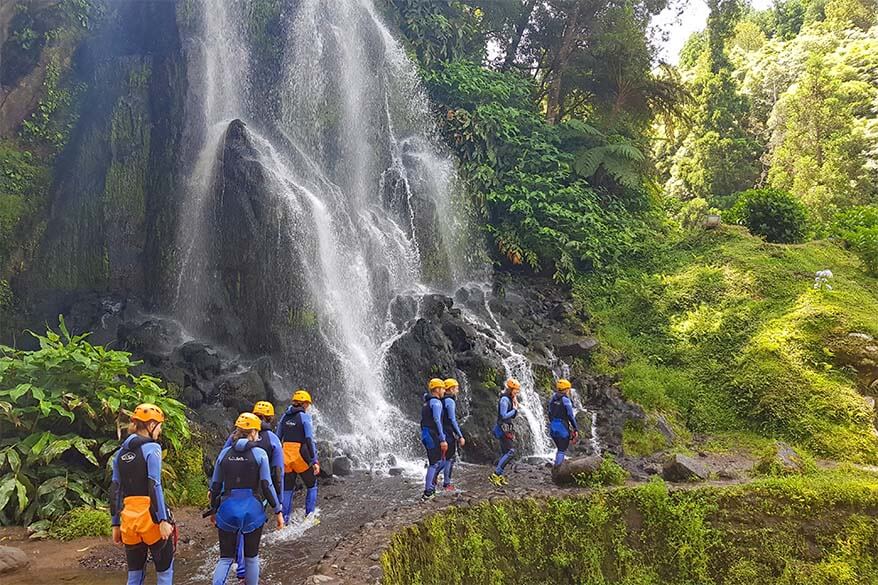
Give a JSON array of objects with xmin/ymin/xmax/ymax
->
[
  {"xmin": 512, "ymin": 397, "xmax": 519, "ymax": 409},
  {"xmin": 458, "ymin": 437, "xmax": 465, "ymax": 448},
  {"xmin": 313, "ymin": 462, "xmax": 321, "ymax": 476},
  {"xmin": 572, "ymin": 431, "xmax": 579, "ymax": 444},
  {"xmin": 112, "ymin": 526, "xmax": 122, "ymax": 546},
  {"xmin": 209, "ymin": 514, "xmax": 216, "ymax": 525},
  {"xmin": 276, "ymin": 512, "xmax": 284, "ymax": 530},
  {"xmin": 159, "ymin": 521, "xmax": 174, "ymax": 541},
  {"xmin": 440, "ymin": 441, "xmax": 448, "ymax": 457}
]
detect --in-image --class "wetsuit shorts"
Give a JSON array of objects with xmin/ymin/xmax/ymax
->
[
  {"xmin": 219, "ymin": 526, "xmax": 262, "ymax": 558},
  {"xmin": 126, "ymin": 538, "xmax": 173, "ymax": 572},
  {"xmin": 553, "ymin": 435, "xmax": 571, "ymax": 452},
  {"xmin": 284, "ymin": 466, "xmax": 316, "ymax": 489}
]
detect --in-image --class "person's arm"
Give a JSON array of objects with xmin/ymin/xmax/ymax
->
[
  {"xmin": 431, "ymin": 400, "xmax": 446, "ymax": 443},
  {"xmin": 275, "ymin": 412, "xmax": 287, "ymax": 437},
  {"xmin": 301, "ymin": 413, "xmax": 319, "ymax": 464},
  {"xmin": 446, "ymin": 399, "xmax": 464, "ymax": 439},
  {"xmin": 255, "ymin": 450, "xmax": 282, "ymax": 513},
  {"xmin": 563, "ymin": 397, "xmax": 578, "ymax": 432},
  {"xmin": 209, "ymin": 448, "xmax": 228, "ymax": 512},
  {"xmin": 499, "ymin": 396, "xmax": 517, "ymax": 422},
  {"xmin": 143, "ymin": 444, "xmax": 169, "ymax": 523},
  {"xmin": 109, "ymin": 449, "xmax": 123, "ymax": 526},
  {"xmin": 268, "ymin": 432, "xmax": 285, "ymax": 494}
]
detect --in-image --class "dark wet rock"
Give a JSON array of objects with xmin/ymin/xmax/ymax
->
[
  {"xmin": 655, "ymin": 414, "xmax": 676, "ymax": 443},
  {"xmin": 0, "ymin": 545, "xmax": 28, "ymax": 575},
  {"xmin": 218, "ymin": 369, "xmax": 266, "ymax": 411},
  {"xmin": 555, "ymin": 335, "xmax": 599, "ymax": 358},
  {"xmin": 182, "ymin": 386, "xmax": 204, "ymax": 409},
  {"xmin": 662, "ymin": 454, "xmax": 709, "ymax": 482},
  {"xmin": 319, "ymin": 457, "xmax": 334, "ymax": 478},
  {"xmin": 388, "ymin": 467, "xmax": 404, "ymax": 476},
  {"xmin": 333, "ymin": 456, "xmax": 353, "ymax": 477},
  {"xmin": 522, "ymin": 456, "xmax": 550, "ymax": 466},
  {"xmin": 421, "ymin": 294, "xmax": 452, "ymax": 320},
  {"xmin": 551, "ymin": 455, "xmax": 603, "ymax": 485},
  {"xmin": 177, "ymin": 342, "xmax": 221, "ymax": 379}
]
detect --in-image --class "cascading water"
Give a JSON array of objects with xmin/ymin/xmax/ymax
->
[{"xmin": 171, "ymin": 0, "xmax": 552, "ymax": 462}]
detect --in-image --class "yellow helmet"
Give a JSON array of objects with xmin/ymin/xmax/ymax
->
[
  {"xmin": 444, "ymin": 378, "xmax": 459, "ymax": 390},
  {"xmin": 131, "ymin": 403, "xmax": 165, "ymax": 424},
  {"xmin": 253, "ymin": 401, "xmax": 275, "ymax": 417},
  {"xmin": 235, "ymin": 412, "xmax": 262, "ymax": 431},
  {"xmin": 506, "ymin": 378, "xmax": 521, "ymax": 391},
  {"xmin": 428, "ymin": 378, "xmax": 445, "ymax": 391},
  {"xmin": 556, "ymin": 379, "xmax": 572, "ymax": 391},
  {"xmin": 292, "ymin": 389, "xmax": 312, "ymax": 404}
]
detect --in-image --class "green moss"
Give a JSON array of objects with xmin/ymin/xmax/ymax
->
[
  {"xmin": 576, "ymin": 226, "xmax": 878, "ymax": 463},
  {"xmin": 50, "ymin": 506, "xmax": 111, "ymax": 541},
  {"xmin": 382, "ymin": 472, "xmax": 878, "ymax": 585},
  {"xmin": 623, "ymin": 418, "xmax": 671, "ymax": 457}
]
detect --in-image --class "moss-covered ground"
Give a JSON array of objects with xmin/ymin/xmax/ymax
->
[
  {"xmin": 382, "ymin": 471, "xmax": 878, "ymax": 585},
  {"xmin": 574, "ymin": 225, "xmax": 878, "ymax": 462}
]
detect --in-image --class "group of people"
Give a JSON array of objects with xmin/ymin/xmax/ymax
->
[
  {"xmin": 110, "ymin": 390, "xmax": 320, "ymax": 585},
  {"xmin": 110, "ymin": 376, "xmax": 582, "ymax": 585},
  {"xmin": 420, "ymin": 376, "xmax": 580, "ymax": 493}
]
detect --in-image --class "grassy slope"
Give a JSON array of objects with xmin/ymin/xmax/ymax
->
[{"xmin": 575, "ymin": 225, "xmax": 878, "ymax": 462}]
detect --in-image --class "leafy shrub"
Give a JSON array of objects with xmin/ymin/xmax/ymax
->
[
  {"xmin": 727, "ymin": 189, "xmax": 808, "ymax": 243},
  {"xmin": 832, "ymin": 206, "xmax": 878, "ymax": 276},
  {"xmin": 423, "ymin": 60, "xmax": 657, "ymax": 282},
  {"xmin": 675, "ymin": 197, "xmax": 712, "ymax": 229},
  {"xmin": 0, "ymin": 317, "xmax": 189, "ymax": 526},
  {"xmin": 50, "ymin": 506, "xmax": 111, "ymax": 541},
  {"xmin": 575, "ymin": 454, "xmax": 629, "ymax": 487},
  {"xmin": 753, "ymin": 445, "xmax": 816, "ymax": 477}
]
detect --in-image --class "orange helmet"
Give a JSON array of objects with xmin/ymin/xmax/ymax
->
[
  {"xmin": 235, "ymin": 412, "xmax": 262, "ymax": 431},
  {"xmin": 131, "ymin": 403, "xmax": 165, "ymax": 424},
  {"xmin": 253, "ymin": 401, "xmax": 275, "ymax": 417},
  {"xmin": 506, "ymin": 378, "xmax": 521, "ymax": 391}
]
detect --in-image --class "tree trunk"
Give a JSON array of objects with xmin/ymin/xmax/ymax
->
[
  {"xmin": 546, "ymin": 0, "xmax": 586, "ymax": 124},
  {"xmin": 501, "ymin": 0, "xmax": 538, "ymax": 72}
]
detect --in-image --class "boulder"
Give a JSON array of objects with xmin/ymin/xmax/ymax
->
[
  {"xmin": 755, "ymin": 442, "xmax": 811, "ymax": 476},
  {"xmin": 177, "ymin": 342, "xmax": 221, "ymax": 379},
  {"xmin": 555, "ymin": 335, "xmax": 599, "ymax": 358},
  {"xmin": 388, "ymin": 467, "xmax": 404, "ymax": 476},
  {"xmin": 0, "ymin": 545, "xmax": 28, "ymax": 575},
  {"xmin": 218, "ymin": 369, "xmax": 266, "ymax": 410},
  {"xmin": 551, "ymin": 455, "xmax": 603, "ymax": 485},
  {"xmin": 662, "ymin": 454, "xmax": 709, "ymax": 482},
  {"xmin": 181, "ymin": 385, "xmax": 204, "ymax": 409},
  {"xmin": 829, "ymin": 332, "xmax": 878, "ymax": 392},
  {"xmin": 333, "ymin": 456, "xmax": 353, "ymax": 477}
]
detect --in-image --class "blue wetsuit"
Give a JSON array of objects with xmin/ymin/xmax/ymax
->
[
  {"xmin": 420, "ymin": 393, "xmax": 446, "ymax": 496},
  {"xmin": 548, "ymin": 392, "xmax": 579, "ymax": 466},
  {"xmin": 209, "ymin": 439, "xmax": 281, "ymax": 585},
  {"xmin": 277, "ymin": 406, "xmax": 319, "ymax": 521},
  {"xmin": 222, "ymin": 422, "xmax": 284, "ymax": 578},
  {"xmin": 441, "ymin": 395, "xmax": 464, "ymax": 487},
  {"xmin": 110, "ymin": 434, "xmax": 173, "ymax": 585},
  {"xmin": 492, "ymin": 393, "xmax": 517, "ymax": 476}
]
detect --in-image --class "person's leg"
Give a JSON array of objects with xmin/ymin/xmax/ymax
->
[
  {"xmin": 149, "ymin": 537, "xmax": 175, "ymax": 585},
  {"xmin": 300, "ymin": 468, "xmax": 318, "ymax": 515},
  {"xmin": 553, "ymin": 435, "xmax": 570, "ymax": 467},
  {"xmin": 212, "ymin": 529, "xmax": 238, "ymax": 585},
  {"xmin": 442, "ymin": 440, "xmax": 457, "ymax": 487},
  {"xmin": 423, "ymin": 446, "xmax": 442, "ymax": 497},
  {"xmin": 282, "ymin": 472, "xmax": 296, "ymax": 524},
  {"xmin": 496, "ymin": 435, "xmax": 515, "ymax": 475},
  {"xmin": 124, "ymin": 543, "xmax": 148, "ymax": 585},
  {"xmin": 242, "ymin": 527, "xmax": 263, "ymax": 585}
]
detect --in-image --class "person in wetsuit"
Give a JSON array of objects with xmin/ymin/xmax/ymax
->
[
  {"xmin": 489, "ymin": 378, "xmax": 520, "ymax": 486},
  {"xmin": 110, "ymin": 403, "xmax": 175, "ymax": 585},
  {"xmin": 221, "ymin": 401, "xmax": 284, "ymax": 579},
  {"xmin": 277, "ymin": 390, "xmax": 320, "ymax": 524},
  {"xmin": 420, "ymin": 378, "xmax": 447, "ymax": 501},
  {"xmin": 440, "ymin": 378, "xmax": 465, "ymax": 491},
  {"xmin": 548, "ymin": 378, "xmax": 579, "ymax": 467},
  {"xmin": 209, "ymin": 413, "xmax": 283, "ymax": 585}
]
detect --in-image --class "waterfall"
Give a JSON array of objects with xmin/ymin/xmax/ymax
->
[{"xmin": 171, "ymin": 0, "xmax": 551, "ymax": 461}]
